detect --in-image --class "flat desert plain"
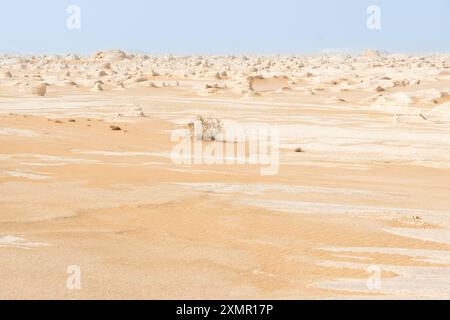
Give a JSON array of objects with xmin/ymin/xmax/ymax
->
[{"xmin": 1, "ymin": 50, "xmax": 450, "ymax": 299}]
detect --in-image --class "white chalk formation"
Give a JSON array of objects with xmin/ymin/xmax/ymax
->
[{"xmin": 0, "ymin": 50, "xmax": 448, "ymax": 120}]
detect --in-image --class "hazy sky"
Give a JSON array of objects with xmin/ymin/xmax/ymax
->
[{"xmin": 1, "ymin": 0, "xmax": 449, "ymax": 54}]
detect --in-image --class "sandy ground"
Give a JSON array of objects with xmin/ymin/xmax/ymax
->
[{"xmin": 1, "ymin": 50, "xmax": 450, "ymax": 299}]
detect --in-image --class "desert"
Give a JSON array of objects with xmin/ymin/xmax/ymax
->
[{"xmin": 1, "ymin": 50, "xmax": 450, "ymax": 299}]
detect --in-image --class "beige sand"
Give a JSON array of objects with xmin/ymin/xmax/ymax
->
[{"xmin": 0, "ymin": 51, "xmax": 450, "ymax": 299}]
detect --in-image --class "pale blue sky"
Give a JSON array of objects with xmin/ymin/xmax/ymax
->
[{"xmin": 0, "ymin": 0, "xmax": 449, "ymax": 54}]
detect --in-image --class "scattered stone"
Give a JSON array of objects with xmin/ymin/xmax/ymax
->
[{"xmin": 110, "ymin": 125, "xmax": 122, "ymax": 131}]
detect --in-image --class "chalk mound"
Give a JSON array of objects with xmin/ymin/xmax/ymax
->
[
  {"xmin": 362, "ymin": 49, "xmax": 381, "ymax": 58},
  {"xmin": 198, "ymin": 83, "xmax": 219, "ymax": 96},
  {"xmin": 436, "ymin": 71, "xmax": 450, "ymax": 79},
  {"xmin": 130, "ymin": 106, "xmax": 146, "ymax": 117},
  {"xmin": 242, "ymin": 91, "xmax": 261, "ymax": 99},
  {"xmin": 93, "ymin": 50, "xmax": 128, "ymax": 63},
  {"xmin": 373, "ymin": 92, "xmax": 413, "ymax": 109},
  {"xmin": 359, "ymin": 79, "xmax": 396, "ymax": 92},
  {"xmin": 63, "ymin": 80, "xmax": 78, "ymax": 87},
  {"xmin": 114, "ymin": 82, "xmax": 126, "ymax": 90},
  {"xmin": 2, "ymin": 71, "xmax": 13, "ymax": 79},
  {"xmin": 91, "ymin": 81, "xmax": 104, "ymax": 92},
  {"xmin": 141, "ymin": 81, "xmax": 158, "ymax": 88},
  {"xmin": 30, "ymin": 83, "xmax": 47, "ymax": 96},
  {"xmin": 150, "ymin": 69, "xmax": 160, "ymax": 77},
  {"xmin": 101, "ymin": 62, "xmax": 111, "ymax": 69},
  {"xmin": 410, "ymin": 89, "xmax": 446, "ymax": 104},
  {"xmin": 326, "ymin": 96, "xmax": 347, "ymax": 103},
  {"xmin": 297, "ymin": 88, "xmax": 316, "ymax": 96},
  {"xmin": 97, "ymin": 70, "xmax": 108, "ymax": 77},
  {"xmin": 432, "ymin": 102, "xmax": 450, "ymax": 120},
  {"xmin": 63, "ymin": 54, "xmax": 79, "ymax": 61},
  {"xmin": 134, "ymin": 76, "xmax": 148, "ymax": 83},
  {"xmin": 239, "ymin": 76, "xmax": 255, "ymax": 93}
]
